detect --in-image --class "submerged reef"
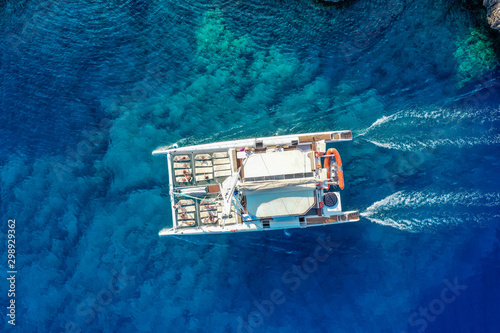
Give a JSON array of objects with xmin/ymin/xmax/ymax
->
[
  {"xmin": 454, "ymin": 27, "xmax": 497, "ymax": 87},
  {"xmin": 102, "ymin": 9, "xmax": 331, "ymax": 191},
  {"xmin": 115, "ymin": 9, "xmax": 326, "ymax": 143}
]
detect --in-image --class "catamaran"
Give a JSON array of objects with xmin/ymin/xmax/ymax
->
[{"xmin": 152, "ymin": 131, "xmax": 359, "ymax": 235}]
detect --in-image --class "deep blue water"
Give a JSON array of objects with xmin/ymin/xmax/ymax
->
[{"xmin": 1, "ymin": 0, "xmax": 499, "ymax": 332}]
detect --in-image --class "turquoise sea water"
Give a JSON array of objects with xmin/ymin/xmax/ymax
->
[{"xmin": 1, "ymin": 0, "xmax": 499, "ymax": 332}]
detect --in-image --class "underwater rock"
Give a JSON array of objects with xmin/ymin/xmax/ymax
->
[
  {"xmin": 453, "ymin": 27, "xmax": 497, "ymax": 87},
  {"xmin": 484, "ymin": 0, "xmax": 500, "ymax": 30}
]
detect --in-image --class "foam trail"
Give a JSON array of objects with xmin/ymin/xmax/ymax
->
[
  {"xmin": 357, "ymin": 108, "xmax": 499, "ymax": 138},
  {"xmin": 365, "ymin": 139, "xmax": 405, "ymax": 150},
  {"xmin": 366, "ymin": 134, "xmax": 500, "ymax": 151},
  {"xmin": 361, "ymin": 191, "xmax": 500, "ymax": 232},
  {"xmin": 363, "ymin": 190, "xmax": 500, "ymax": 211},
  {"xmin": 357, "ymin": 115, "xmax": 393, "ymax": 136},
  {"xmin": 382, "ymin": 108, "xmax": 500, "ymax": 123}
]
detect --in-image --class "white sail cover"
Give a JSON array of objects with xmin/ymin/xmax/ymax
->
[
  {"xmin": 243, "ymin": 150, "xmax": 313, "ymax": 178},
  {"xmin": 245, "ymin": 184, "xmax": 316, "ymax": 218}
]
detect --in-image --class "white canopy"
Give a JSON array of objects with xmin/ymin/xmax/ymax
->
[
  {"xmin": 245, "ymin": 184, "xmax": 316, "ymax": 218},
  {"xmin": 243, "ymin": 150, "xmax": 313, "ymax": 178}
]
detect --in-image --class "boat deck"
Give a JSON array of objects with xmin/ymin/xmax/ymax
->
[
  {"xmin": 153, "ymin": 130, "xmax": 359, "ymax": 235},
  {"xmin": 172, "ymin": 150, "xmax": 235, "ymax": 187},
  {"xmin": 174, "ymin": 196, "xmax": 241, "ymax": 229}
]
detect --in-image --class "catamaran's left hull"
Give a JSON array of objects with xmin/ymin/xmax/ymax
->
[{"xmin": 159, "ymin": 210, "xmax": 359, "ymax": 236}]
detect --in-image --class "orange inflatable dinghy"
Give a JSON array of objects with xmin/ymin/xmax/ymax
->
[{"xmin": 323, "ymin": 148, "xmax": 344, "ymax": 190}]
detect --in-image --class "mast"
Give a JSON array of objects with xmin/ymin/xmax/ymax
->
[
  {"xmin": 219, "ymin": 170, "xmax": 241, "ymax": 227},
  {"xmin": 219, "ymin": 156, "xmax": 248, "ymax": 227}
]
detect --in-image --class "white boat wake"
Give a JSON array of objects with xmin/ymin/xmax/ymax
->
[
  {"xmin": 357, "ymin": 115, "xmax": 392, "ymax": 136},
  {"xmin": 366, "ymin": 134, "xmax": 500, "ymax": 151},
  {"xmin": 361, "ymin": 190, "xmax": 500, "ymax": 232},
  {"xmin": 356, "ymin": 108, "xmax": 500, "ymax": 150}
]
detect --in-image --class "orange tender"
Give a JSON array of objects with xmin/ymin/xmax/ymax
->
[{"xmin": 323, "ymin": 148, "xmax": 345, "ymax": 190}]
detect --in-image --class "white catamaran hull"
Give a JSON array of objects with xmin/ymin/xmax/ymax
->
[{"xmin": 153, "ymin": 130, "xmax": 359, "ymax": 236}]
